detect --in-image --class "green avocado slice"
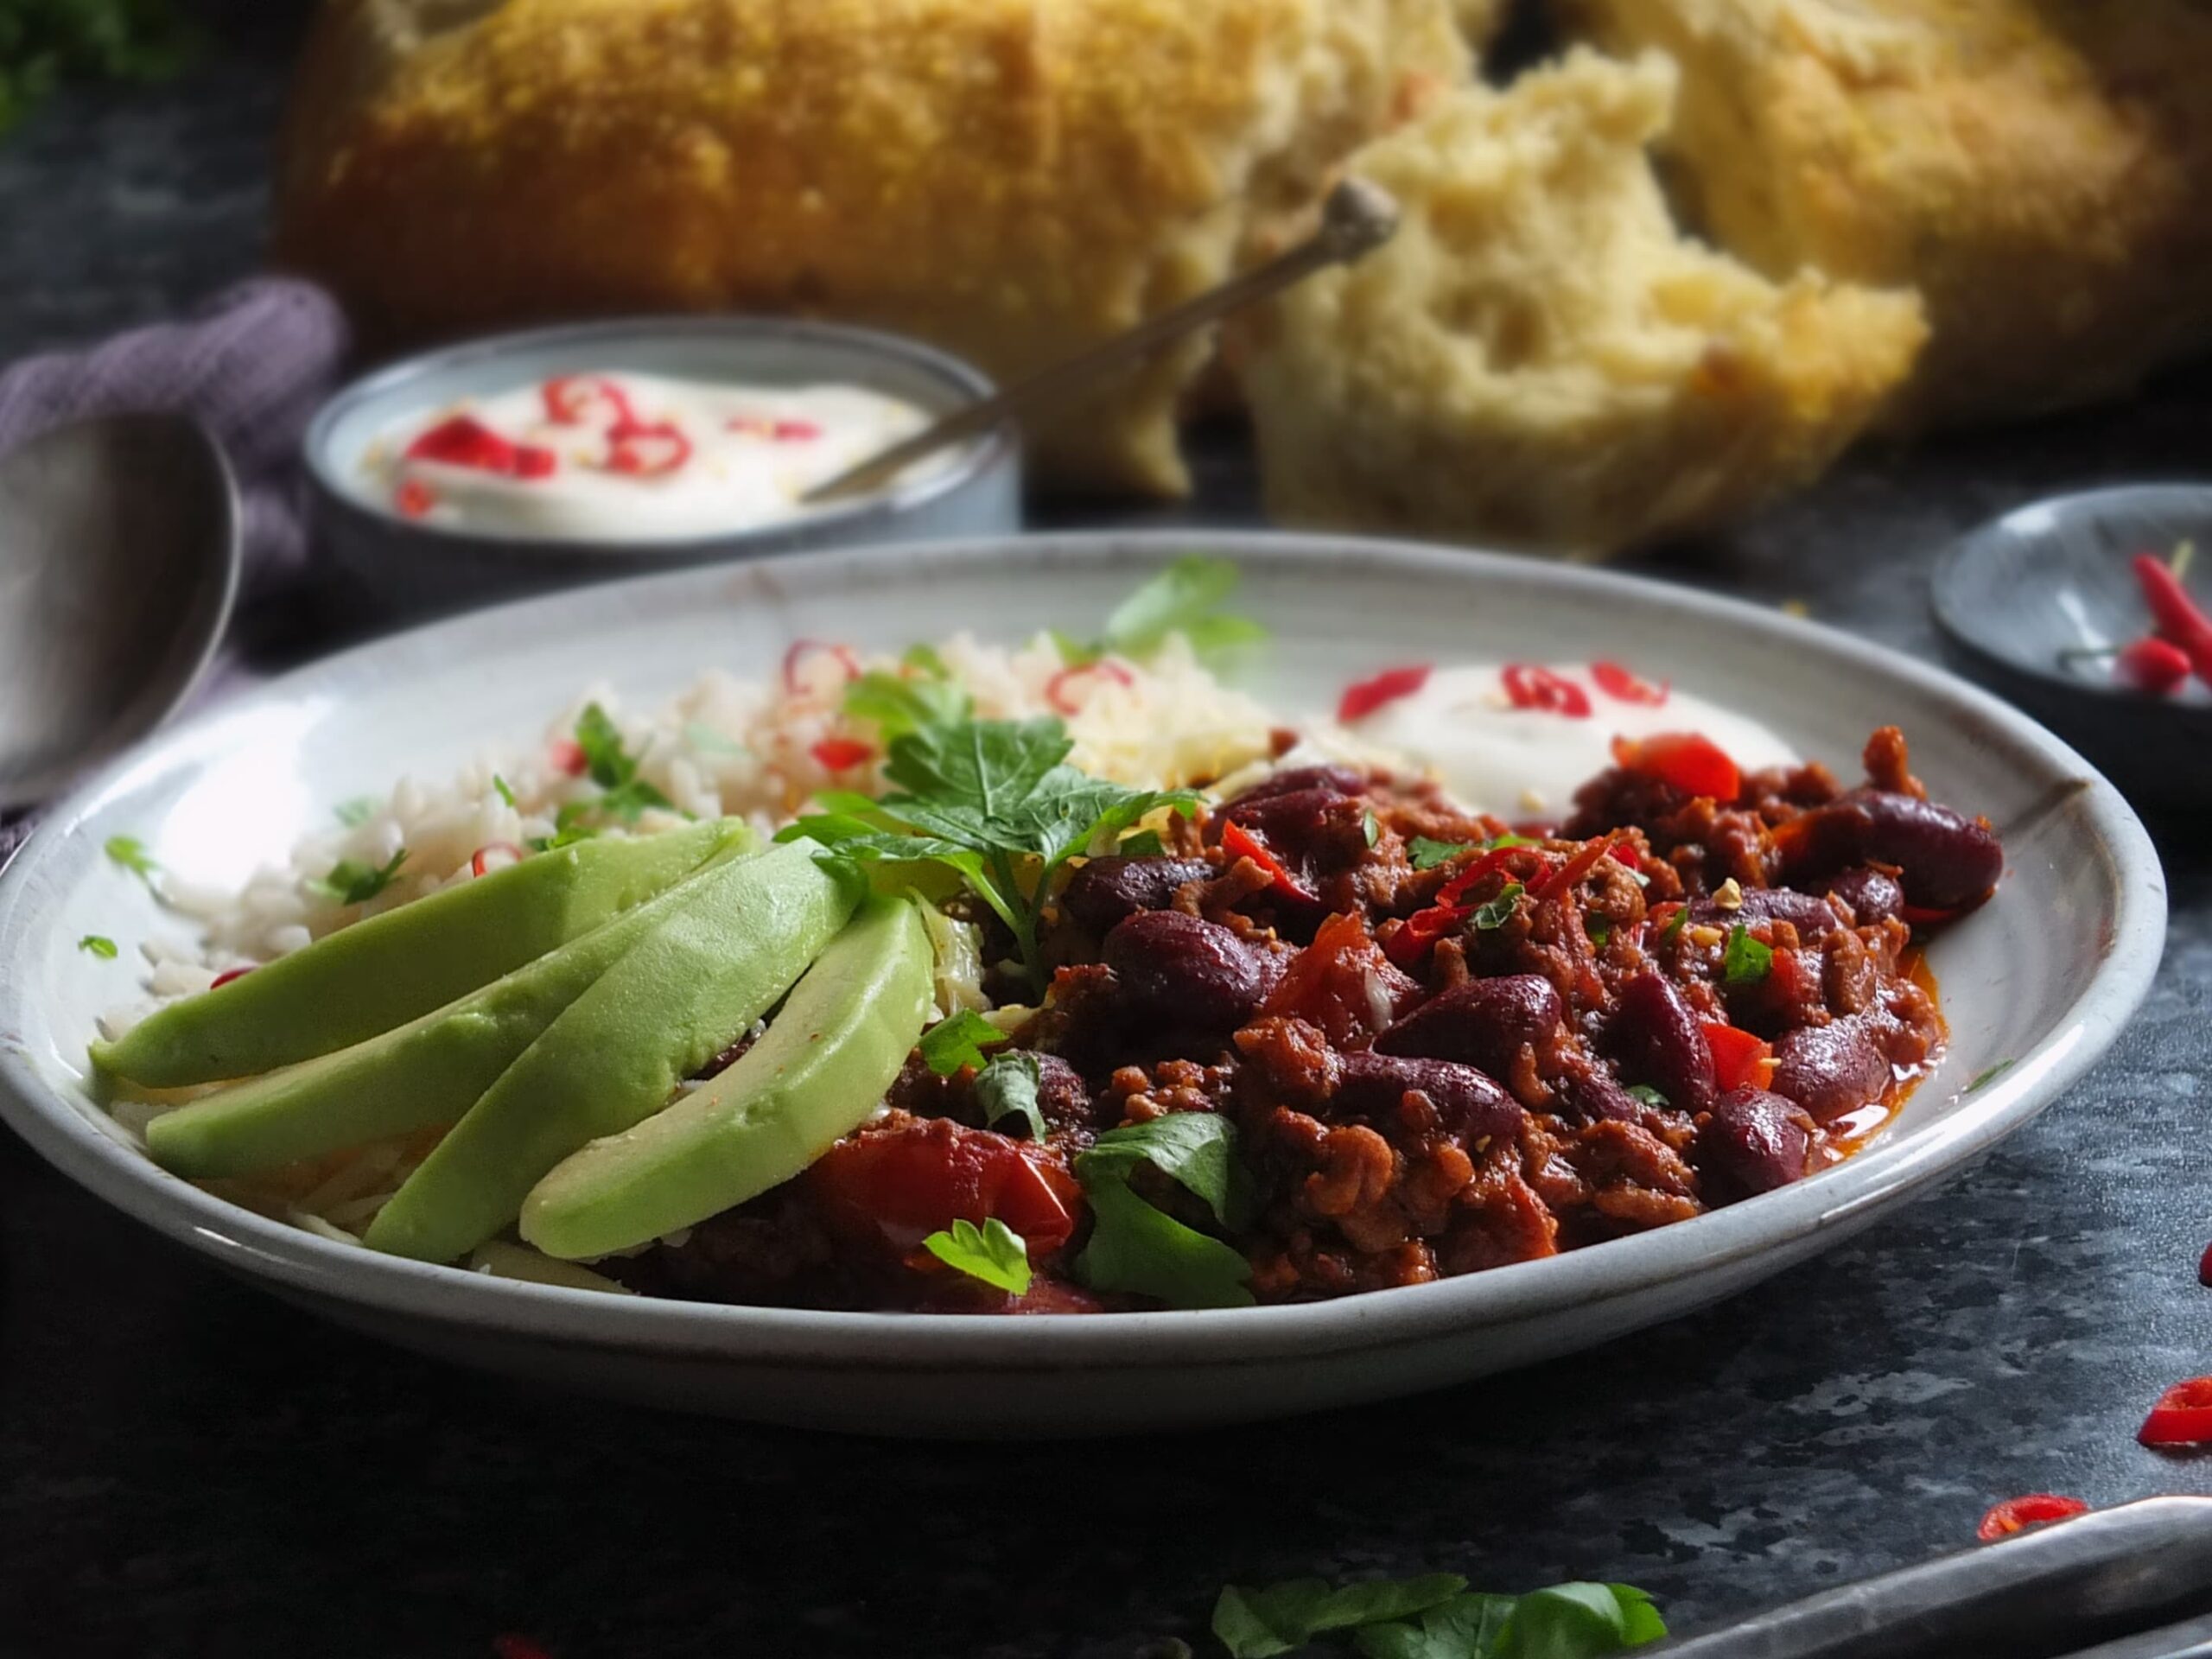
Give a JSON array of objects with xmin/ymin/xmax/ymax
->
[
  {"xmin": 142, "ymin": 826, "xmax": 760, "ymax": 1180},
  {"xmin": 362, "ymin": 838, "xmax": 864, "ymax": 1264},
  {"xmin": 97, "ymin": 819, "xmax": 748, "ymax": 1088},
  {"xmin": 520, "ymin": 893, "xmax": 932, "ymax": 1262}
]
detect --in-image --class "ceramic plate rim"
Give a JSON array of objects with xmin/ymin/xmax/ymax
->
[{"xmin": 0, "ymin": 531, "xmax": 2167, "ymax": 1371}]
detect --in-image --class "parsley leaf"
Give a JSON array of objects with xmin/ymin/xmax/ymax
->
[
  {"xmin": 1092, "ymin": 556, "xmax": 1268, "ymax": 664},
  {"xmin": 1214, "ymin": 1576, "xmax": 1469, "ymax": 1658},
  {"xmin": 571, "ymin": 702, "xmax": 673, "ymax": 823},
  {"xmin": 784, "ymin": 715, "xmax": 1196, "ymax": 994},
  {"xmin": 1586, "ymin": 916, "xmax": 1613, "ymax": 949},
  {"xmin": 1073, "ymin": 1114, "xmax": 1255, "ymax": 1309},
  {"xmin": 1408, "ymin": 837, "xmax": 1466, "ymax": 871},
  {"xmin": 1472, "ymin": 882, "xmax": 1524, "ymax": 930},
  {"xmin": 1624, "ymin": 1084, "xmax": 1669, "ymax": 1109},
  {"xmin": 77, "ymin": 934, "xmax": 118, "ymax": 959},
  {"xmin": 1354, "ymin": 1594, "xmax": 1518, "ymax": 1659},
  {"xmin": 1119, "ymin": 828, "xmax": 1166, "ymax": 857},
  {"xmin": 334, "ymin": 797, "xmax": 378, "ymax": 828},
  {"xmin": 104, "ymin": 836, "xmax": 158, "ymax": 884},
  {"xmin": 308, "ymin": 849, "xmax": 408, "ymax": 906},
  {"xmin": 842, "ymin": 669, "xmax": 972, "ymax": 744},
  {"xmin": 1720, "ymin": 923, "xmax": 1773, "ymax": 987},
  {"xmin": 1659, "ymin": 906, "xmax": 1689, "ymax": 945},
  {"xmin": 492, "ymin": 774, "xmax": 517, "ymax": 808},
  {"xmin": 918, "ymin": 1010, "xmax": 1004, "ymax": 1077},
  {"xmin": 974, "ymin": 1052, "xmax": 1046, "ymax": 1140},
  {"xmin": 920, "ymin": 1217, "xmax": 1033, "ymax": 1296}
]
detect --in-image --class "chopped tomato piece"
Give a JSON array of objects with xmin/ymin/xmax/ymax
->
[
  {"xmin": 810, "ymin": 737, "xmax": 874, "ymax": 772},
  {"xmin": 2138, "ymin": 1376, "xmax": 2212, "ymax": 1446},
  {"xmin": 1502, "ymin": 664, "xmax": 1592, "ymax": 717},
  {"xmin": 1046, "ymin": 659, "xmax": 1134, "ymax": 715},
  {"xmin": 1266, "ymin": 910, "xmax": 1419, "ymax": 1048},
  {"xmin": 1338, "ymin": 664, "xmax": 1431, "ymax": 723},
  {"xmin": 1977, "ymin": 1495, "xmax": 2089, "ymax": 1541},
  {"xmin": 1611, "ymin": 732, "xmax": 1741, "ymax": 801},
  {"xmin": 550, "ymin": 738, "xmax": 588, "ymax": 777},
  {"xmin": 808, "ymin": 1116, "xmax": 1081, "ymax": 1253},
  {"xmin": 1592, "ymin": 660, "xmax": 1669, "ymax": 706},
  {"xmin": 1702, "ymin": 1020, "xmax": 1772, "ymax": 1094},
  {"xmin": 1220, "ymin": 819, "xmax": 1317, "ymax": 903}
]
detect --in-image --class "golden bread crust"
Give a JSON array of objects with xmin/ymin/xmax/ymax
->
[
  {"xmin": 1565, "ymin": 0, "xmax": 2212, "ymax": 427},
  {"xmin": 276, "ymin": 0, "xmax": 1471, "ymax": 495},
  {"xmin": 1235, "ymin": 50, "xmax": 1926, "ymax": 555}
]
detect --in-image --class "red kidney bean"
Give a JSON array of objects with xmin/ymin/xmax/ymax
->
[
  {"xmin": 1816, "ymin": 867, "xmax": 1905, "ymax": 927},
  {"xmin": 1336, "ymin": 1051, "xmax": 1522, "ymax": 1147},
  {"xmin": 1770, "ymin": 1017, "xmax": 1891, "ymax": 1122},
  {"xmin": 1225, "ymin": 765, "xmax": 1365, "ymax": 805},
  {"xmin": 1221, "ymin": 788, "xmax": 1370, "ymax": 874},
  {"xmin": 1608, "ymin": 971, "xmax": 1717, "ymax": 1112},
  {"xmin": 1830, "ymin": 791, "xmax": 2003, "ymax": 911},
  {"xmin": 1375, "ymin": 974, "xmax": 1562, "ymax": 1077},
  {"xmin": 1559, "ymin": 1068, "xmax": 1650, "ymax": 1125},
  {"xmin": 1103, "ymin": 909, "xmax": 1270, "ymax": 1032},
  {"xmin": 1699, "ymin": 1087, "xmax": 1815, "ymax": 1200},
  {"xmin": 1689, "ymin": 887, "xmax": 1842, "ymax": 937},
  {"xmin": 1061, "ymin": 856, "xmax": 1211, "ymax": 934}
]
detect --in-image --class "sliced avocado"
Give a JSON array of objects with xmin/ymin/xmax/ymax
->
[
  {"xmin": 521, "ymin": 893, "xmax": 932, "ymax": 1262},
  {"xmin": 98, "ymin": 819, "xmax": 749, "ymax": 1088},
  {"xmin": 362, "ymin": 839, "xmax": 863, "ymax": 1264},
  {"xmin": 143, "ymin": 830, "xmax": 758, "ymax": 1180}
]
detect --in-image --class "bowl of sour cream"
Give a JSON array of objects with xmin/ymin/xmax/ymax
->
[{"xmin": 306, "ymin": 317, "xmax": 1020, "ymax": 619}]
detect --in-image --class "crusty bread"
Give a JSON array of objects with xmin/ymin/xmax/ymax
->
[
  {"xmin": 1564, "ymin": 0, "xmax": 2212, "ymax": 429},
  {"xmin": 1236, "ymin": 50, "xmax": 1926, "ymax": 555},
  {"xmin": 275, "ymin": 0, "xmax": 1471, "ymax": 496}
]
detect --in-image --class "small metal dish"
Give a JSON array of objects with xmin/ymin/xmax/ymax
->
[
  {"xmin": 1932, "ymin": 485, "xmax": 2212, "ymax": 813},
  {"xmin": 306, "ymin": 316, "xmax": 1022, "ymax": 620}
]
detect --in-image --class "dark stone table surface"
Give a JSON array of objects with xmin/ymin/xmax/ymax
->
[{"xmin": 1, "ymin": 18, "xmax": 2206, "ymax": 1659}]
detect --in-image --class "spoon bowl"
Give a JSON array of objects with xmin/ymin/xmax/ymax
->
[{"xmin": 0, "ymin": 415, "xmax": 239, "ymax": 810}]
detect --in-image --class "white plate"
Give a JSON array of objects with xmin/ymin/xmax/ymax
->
[{"xmin": 0, "ymin": 534, "xmax": 2166, "ymax": 1436}]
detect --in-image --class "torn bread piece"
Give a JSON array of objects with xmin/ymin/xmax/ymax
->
[{"xmin": 1236, "ymin": 49, "xmax": 1926, "ymax": 555}]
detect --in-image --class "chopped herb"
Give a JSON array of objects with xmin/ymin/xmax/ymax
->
[
  {"xmin": 1586, "ymin": 915, "xmax": 1613, "ymax": 949},
  {"xmin": 1967, "ymin": 1058, "xmax": 2017, "ymax": 1093},
  {"xmin": 1089, "ymin": 556, "xmax": 1268, "ymax": 664},
  {"xmin": 918, "ymin": 1009, "xmax": 1003, "ymax": 1077},
  {"xmin": 920, "ymin": 1217, "xmax": 1032, "ymax": 1297},
  {"xmin": 308, "ymin": 849, "xmax": 408, "ymax": 906},
  {"xmin": 783, "ymin": 715, "xmax": 1197, "ymax": 995},
  {"xmin": 103, "ymin": 836, "xmax": 158, "ymax": 884},
  {"xmin": 842, "ymin": 669, "xmax": 972, "ymax": 743},
  {"xmin": 525, "ymin": 822, "xmax": 598, "ymax": 853},
  {"xmin": 570, "ymin": 702, "xmax": 673, "ymax": 823},
  {"xmin": 902, "ymin": 641, "xmax": 950, "ymax": 678},
  {"xmin": 77, "ymin": 934, "xmax": 118, "ymax": 959},
  {"xmin": 1354, "ymin": 1583, "xmax": 1667, "ymax": 1659},
  {"xmin": 973, "ymin": 1052, "xmax": 1047, "ymax": 1140},
  {"xmin": 1408, "ymin": 837, "xmax": 1467, "ymax": 872},
  {"xmin": 1119, "ymin": 828, "xmax": 1167, "ymax": 858},
  {"xmin": 1362, "ymin": 811, "xmax": 1382, "ymax": 849},
  {"xmin": 1720, "ymin": 923, "xmax": 1774, "ymax": 987},
  {"xmin": 1073, "ymin": 1114, "xmax": 1254, "ymax": 1309},
  {"xmin": 1660, "ymin": 906, "xmax": 1689, "ymax": 945},
  {"xmin": 1472, "ymin": 882, "xmax": 1524, "ymax": 930},
  {"xmin": 492, "ymin": 774, "xmax": 517, "ymax": 808},
  {"xmin": 1625, "ymin": 1084, "xmax": 1669, "ymax": 1109},
  {"xmin": 334, "ymin": 797, "xmax": 379, "ymax": 828},
  {"xmin": 1214, "ymin": 1575, "xmax": 1468, "ymax": 1659},
  {"xmin": 1047, "ymin": 627, "xmax": 1099, "ymax": 670}
]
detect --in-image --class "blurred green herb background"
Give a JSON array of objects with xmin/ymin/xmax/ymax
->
[{"xmin": 0, "ymin": 0, "xmax": 200, "ymax": 134}]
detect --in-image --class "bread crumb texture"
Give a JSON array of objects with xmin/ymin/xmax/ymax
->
[
  {"xmin": 276, "ymin": 0, "xmax": 1472, "ymax": 495},
  {"xmin": 1236, "ymin": 49, "xmax": 1926, "ymax": 556},
  {"xmin": 1566, "ymin": 0, "xmax": 2212, "ymax": 428}
]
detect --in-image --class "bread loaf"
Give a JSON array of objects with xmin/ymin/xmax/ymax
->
[
  {"xmin": 1236, "ymin": 50, "xmax": 1927, "ymax": 555},
  {"xmin": 1564, "ymin": 0, "xmax": 2212, "ymax": 429},
  {"xmin": 275, "ymin": 0, "xmax": 1476, "ymax": 496}
]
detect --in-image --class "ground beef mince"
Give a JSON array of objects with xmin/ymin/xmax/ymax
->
[{"xmin": 626, "ymin": 726, "xmax": 1967, "ymax": 1313}]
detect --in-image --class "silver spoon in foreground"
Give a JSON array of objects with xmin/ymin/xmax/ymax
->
[
  {"xmin": 803, "ymin": 175, "xmax": 1402, "ymax": 505},
  {"xmin": 0, "ymin": 415, "xmax": 240, "ymax": 812}
]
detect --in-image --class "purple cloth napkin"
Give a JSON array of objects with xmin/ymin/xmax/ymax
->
[{"xmin": 0, "ymin": 278, "xmax": 351, "ymax": 589}]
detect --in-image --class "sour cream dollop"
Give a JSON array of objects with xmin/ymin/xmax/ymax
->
[
  {"xmin": 1344, "ymin": 662, "xmax": 1797, "ymax": 817},
  {"xmin": 364, "ymin": 372, "xmax": 951, "ymax": 540}
]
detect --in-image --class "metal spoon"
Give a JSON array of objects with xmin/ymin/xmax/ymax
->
[
  {"xmin": 804, "ymin": 175, "xmax": 1402, "ymax": 505},
  {"xmin": 0, "ymin": 414, "xmax": 240, "ymax": 812}
]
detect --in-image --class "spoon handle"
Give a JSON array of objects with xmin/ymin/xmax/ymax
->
[{"xmin": 802, "ymin": 176, "xmax": 1401, "ymax": 505}]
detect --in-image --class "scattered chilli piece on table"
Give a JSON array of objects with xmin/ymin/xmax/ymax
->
[
  {"xmin": 1977, "ymin": 1495, "xmax": 2091, "ymax": 1541},
  {"xmin": 2138, "ymin": 1376, "xmax": 2212, "ymax": 1448}
]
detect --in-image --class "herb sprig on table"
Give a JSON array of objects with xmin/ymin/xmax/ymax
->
[
  {"xmin": 0, "ymin": 0, "xmax": 199, "ymax": 135},
  {"xmin": 1211, "ymin": 1573, "xmax": 1667, "ymax": 1659},
  {"xmin": 783, "ymin": 714, "xmax": 1196, "ymax": 995}
]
